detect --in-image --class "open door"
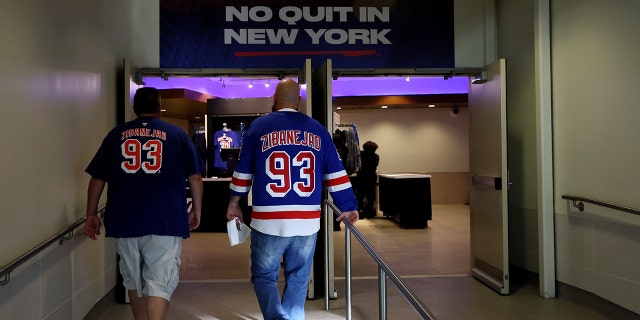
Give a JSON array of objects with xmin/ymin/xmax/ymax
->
[{"xmin": 469, "ymin": 59, "xmax": 509, "ymax": 295}]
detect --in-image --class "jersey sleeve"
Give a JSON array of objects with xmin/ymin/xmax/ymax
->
[
  {"xmin": 323, "ymin": 131, "xmax": 358, "ymax": 213},
  {"xmin": 229, "ymin": 128, "xmax": 255, "ymax": 197},
  {"xmin": 85, "ymin": 134, "xmax": 112, "ymax": 181}
]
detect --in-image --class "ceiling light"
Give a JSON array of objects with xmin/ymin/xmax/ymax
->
[
  {"xmin": 428, "ymin": 104, "xmax": 436, "ymax": 108},
  {"xmin": 381, "ymin": 105, "xmax": 388, "ymax": 109},
  {"xmin": 161, "ymin": 109, "xmax": 167, "ymax": 112},
  {"xmin": 337, "ymin": 107, "xmax": 342, "ymax": 110},
  {"xmin": 471, "ymin": 71, "xmax": 488, "ymax": 84}
]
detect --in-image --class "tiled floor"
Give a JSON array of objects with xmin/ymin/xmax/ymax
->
[{"xmin": 85, "ymin": 205, "xmax": 633, "ymax": 319}]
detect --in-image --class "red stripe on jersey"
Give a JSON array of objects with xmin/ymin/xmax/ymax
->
[
  {"xmin": 326, "ymin": 174, "xmax": 350, "ymax": 187},
  {"xmin": 252, "ymin": 210, "xmax": 321, "ymax": 220},
  {"xmin": 231, "ymin": 176, "xmax": 252, "ymax": 187}
]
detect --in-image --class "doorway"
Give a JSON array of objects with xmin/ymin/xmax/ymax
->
[{"xmin": 139, "ymin": 69, "xmax": 476, "ymax": 295}]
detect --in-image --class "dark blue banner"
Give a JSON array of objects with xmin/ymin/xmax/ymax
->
[{"xmin": 160, "ymin": 1, "xmax": 454, "ymax": 69}]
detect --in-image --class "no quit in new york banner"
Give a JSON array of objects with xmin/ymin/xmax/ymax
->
[{"xmin": 160, "ymin": 0, "xmax": 454, "ymax": 69}]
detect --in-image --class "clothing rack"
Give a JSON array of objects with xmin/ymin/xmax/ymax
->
[{"xmin": 335, "ymin": 123, "xmax": 361, "ymax": 174}]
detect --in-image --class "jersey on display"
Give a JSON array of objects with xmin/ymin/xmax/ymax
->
[{"xmin": 213, "ymin": 129, "xmax": 241, "ymax": 169}]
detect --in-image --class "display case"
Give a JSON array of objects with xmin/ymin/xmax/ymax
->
[
  {"xmin": 378, "ymin": 173, "xmax": 432, "ymax": 228},
  {"xmin": 190, "ymin": 178, "xmax": 249, "ymax": 232}
]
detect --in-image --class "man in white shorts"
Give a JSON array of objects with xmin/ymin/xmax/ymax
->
[
  {"xmin": 116, "ymin": 236, "xmax": 182, "ymax": 303},
  {"xmin": 84, "ymin": 87, "xmax": 204, "ymax": 319}
]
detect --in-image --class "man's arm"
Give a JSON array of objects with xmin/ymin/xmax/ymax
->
[
  {"xmin": 187, "ymin": 173, "xmax": 203, "ymax": 231},
  {"xmin": 85, "ymin": 177, "xmax": 105, "ymax": 240}
]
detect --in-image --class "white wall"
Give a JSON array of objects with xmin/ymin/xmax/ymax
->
[
  {"xmin": 338, "ymin": 108, "xmax": 469, "ymax": 174},
  {"xmin": 0, "ymin": 1, "xmax": 157, "ymax": 319},
  {"xmin": 338, "ymin": 108, "xmax": 471, "ymax": 204},
  {"xmin": 550, "ymin": 0, "xmax": 640, "ymax": 314},
  {"xmin": 496, "ymin": 0, "xmax": 640, "ymax": 312}
]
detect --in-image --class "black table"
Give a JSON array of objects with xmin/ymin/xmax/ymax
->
[{"xmin": 378, "ymin": 173, "xmax": 432, "ymax": 228}]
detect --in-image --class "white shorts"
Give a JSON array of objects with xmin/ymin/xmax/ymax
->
[{"xmin": 115, "ymin": 235, "xmax": 182, "ymax": 301}]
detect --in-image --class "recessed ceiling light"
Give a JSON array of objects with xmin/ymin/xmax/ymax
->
[
  {"xmin": 428, "ymin": 104, "xmax": 436, "ymax": 108},
  {"xmin": 381, "ymin": 105, "xmax": 388, "ymax": 109}
]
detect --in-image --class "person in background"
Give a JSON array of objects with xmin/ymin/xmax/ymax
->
[
  {"xmin": 357, "ymin": 141, "xmax": 380, "ymax": 219},
  {"xmin": 226, "ymin": 79, "xmax": 359, "ymax": 320},
  {"xmin": 84, "ymin": 87, "xmax": 204, "ymax": 320}
]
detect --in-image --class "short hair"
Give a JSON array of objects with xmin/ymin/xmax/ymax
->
[
  {"xmin": 363, "ymin": 141, "xmax": 378, "ymax": 152},
  {"xmin": 133, "ymin": 87, "xmax": 161, "ymax": 115}
]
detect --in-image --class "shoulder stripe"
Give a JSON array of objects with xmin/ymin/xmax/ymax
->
[
  {"xmin": 230, "ymin": 184, "xmax": 251, "ymax": 193},
  {"xmin": 232, "ymin": 172, "xmax": 253, "ymax": 180},
  {"xmin": 324, "ymin": 170, "xmax": 348, "ymax": 180}
]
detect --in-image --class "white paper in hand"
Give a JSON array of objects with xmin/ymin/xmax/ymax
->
[{"xmin": 227, "ymin": 218, "xmax": 250, "ymax": 246}]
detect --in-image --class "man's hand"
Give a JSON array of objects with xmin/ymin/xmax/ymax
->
[
  {"xmin": 188, "ymin": 208, "xmax": 201, "ymax": 231},
  {"xmin": 226, "ymin": 204, "xmax": 244, "ymax": 224},
  {"xmin": 227, "ymin": 195, "xmax": 244, "ymax": 223},
  {"xmin": 85, "ymin": 215, "xmax": 102, "ymax": 240},
  {"xmin": 336, "ymin": 210, "xmax": 359, "ymax": 225}
]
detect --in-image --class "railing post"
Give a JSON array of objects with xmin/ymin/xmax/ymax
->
[
  {"xmin": 345, "ymin": 227, "xmax": 352, "ymax": 320},
  {"xmin": 325, "ymin": 200, "xmax": 438, "ymax": 320},
  {"xmin": 379, "ymin": 266, "xmax": 387, "ymax": 320},
  {"xmin": 324, "ymin": 202, "xmax": 330, "ymax": 311}
]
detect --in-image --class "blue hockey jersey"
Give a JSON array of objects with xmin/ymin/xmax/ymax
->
[
  {"xmin": 229, "ymin": 109, "xmax": 357, "ymax": 237},
  {"xmin": 86, "ymin": 117, "xmax": 205, "ymax": 238},
  {"xmin": 213, "ymin": 129, "xmax": 241, "ymax": 169}
]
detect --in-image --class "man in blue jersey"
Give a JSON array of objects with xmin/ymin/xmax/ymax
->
[
  {"xmin": 84, "ymin": 87, "xmax": 204, "ymax": 320},
  {"xmin": 226, "ymin": 79, "xmax": 359, "ymax": 320}
]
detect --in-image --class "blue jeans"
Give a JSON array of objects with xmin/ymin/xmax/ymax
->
[{"xmin": 250, "ymin": 230, "xmax": 318, "ymax": 320}]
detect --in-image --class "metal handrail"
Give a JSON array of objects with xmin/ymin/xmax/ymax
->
[
  {"xmin": 324, "ymin": 200, "xmax": 438, "ymax": 320},
  {"xmin": 0, "ymin": 205, "xmax": 106, "ymax": 285},
  {"xmin": 561, "ymin": 194, "xmax": 640, "ymax": 216}
]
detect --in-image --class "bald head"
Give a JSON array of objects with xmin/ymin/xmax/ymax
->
[{"xmin": 273, "ymin": 79, "xmax": 301, "ymax": 111}]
